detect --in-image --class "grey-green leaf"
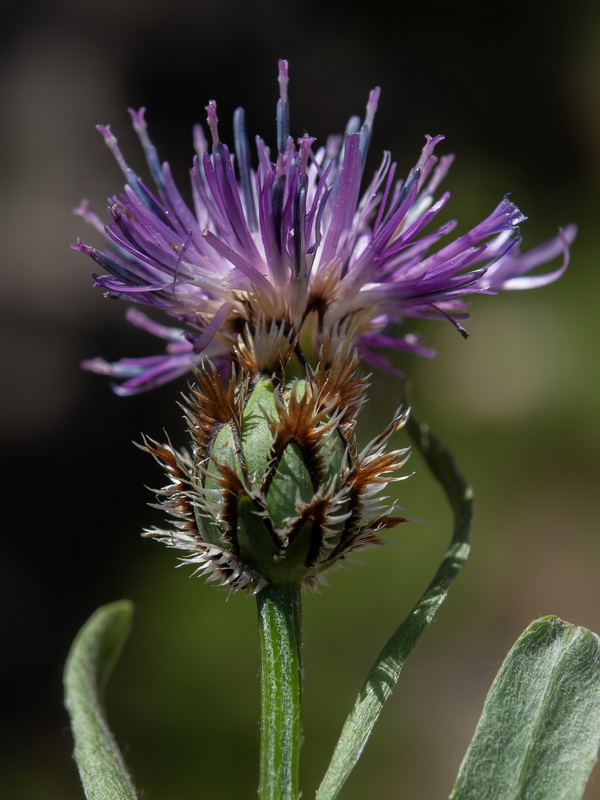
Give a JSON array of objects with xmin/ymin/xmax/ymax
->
[
  {"xmin": 451, "ymin": 616, "xmax": 600, "ymax": 800},
  {"xmin": 64, "ymin": 600, "xmax": 138, "ymax": 799}
]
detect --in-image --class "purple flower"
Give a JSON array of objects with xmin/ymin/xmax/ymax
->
[{"xmin": 74, "ymin": 60, "xmax": 574, "ymax": 394}]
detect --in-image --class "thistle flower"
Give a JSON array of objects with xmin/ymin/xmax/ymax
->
[
  {"xmin": 74, "ymin": 60, "xmax": 574, "ymax": 394},
  {"xmin": 142, "ymin": 332, "xmax": 409, "ymax": 591}
]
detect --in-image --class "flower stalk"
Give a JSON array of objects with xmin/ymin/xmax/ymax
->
[{"xmin": 257, "ymin": 582, "xmax": 303, "ymax": 800}]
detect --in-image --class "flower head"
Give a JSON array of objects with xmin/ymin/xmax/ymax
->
[{"xmin": 75, "ymin": 60, "xmax": 574, "ymax": 394}]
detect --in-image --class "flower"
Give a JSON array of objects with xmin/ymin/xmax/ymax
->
[
  {"xmin": 74, "ymin": 60, "xmax": 574, "ymax": 394},
  {"xmin": 142, "ymin": 338, "xmax": 409, "ymax": 591}
]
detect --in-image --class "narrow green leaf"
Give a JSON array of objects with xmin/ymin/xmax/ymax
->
[
  {"xmin": 64, "ymin": 600, "xmax": 138, "ymax": 800},
  {"xmin": 316, "ymin": 413, "xmax": 472, "ymax": 800},
  {"xmin": 451, "ymin": 616, "xmax": 600, "ymax": 800}
]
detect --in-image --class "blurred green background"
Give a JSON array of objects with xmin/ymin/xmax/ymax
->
[{"xmin": 2, "ymin": 0, "xmax": 600, "ymax": 797}]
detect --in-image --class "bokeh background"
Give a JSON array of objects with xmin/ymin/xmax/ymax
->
[{"xmin": 2, "ymin": 0, "xmax": 599, "ymax": 797}]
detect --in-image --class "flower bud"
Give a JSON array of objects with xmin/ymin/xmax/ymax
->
[{"xmin": 143, "ymin": 340, "xmax": 409, "ymax": 592}]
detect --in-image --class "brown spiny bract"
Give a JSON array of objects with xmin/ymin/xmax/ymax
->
[
  {"xmin": 184, "ymin": 362, "xmax": 243, "ymax": 464},
  {"xmin": 234, "ymin": 318, "xmax": 296, "ymax": 376},
  {"xmin": 142, "ymin": 333, "xmax": 410, "ymax": 592}
]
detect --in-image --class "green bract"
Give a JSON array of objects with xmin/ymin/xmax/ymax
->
[
  {"xmin": 198, "ymin": 376, "xmax": 348, "ymax": 584},
  {"xmin": 143, "ymin": 344, "xmax": 409, "ymax": 591}
]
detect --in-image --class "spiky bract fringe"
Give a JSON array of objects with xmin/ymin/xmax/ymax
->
[{"xmin": 142, "ymin": 330, "xmax": 410, "ymax": 591}]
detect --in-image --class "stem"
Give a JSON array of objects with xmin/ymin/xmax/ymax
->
[{"xmin": 256, "ymin": 581, "xmax": 303, "ymax": 800}]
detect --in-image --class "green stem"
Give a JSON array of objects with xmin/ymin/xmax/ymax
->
[{"xmin": 256, "ymin": 581, "xmax": 303, "ymax": 800}]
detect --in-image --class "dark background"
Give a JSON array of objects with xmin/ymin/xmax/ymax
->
[{"xmin": 2, "ymin": 1, "xmax": 600, "ymax": 797}]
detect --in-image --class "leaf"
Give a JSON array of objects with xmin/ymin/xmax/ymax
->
[
  {"xmin": 316, "ymin": 413, "xmax": 473, "ymax": 799},
  {"xmin": 450, "ymin": 616, "xmax": 600, "ymax": 800},
  {"xmin": 63, "ymin": 600, "xmax": 138, "ymax": 799}
]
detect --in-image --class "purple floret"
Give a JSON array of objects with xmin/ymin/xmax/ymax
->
[{"xmin": 74, "ymin": 59, "xmax": 574, "ymax": 393}]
